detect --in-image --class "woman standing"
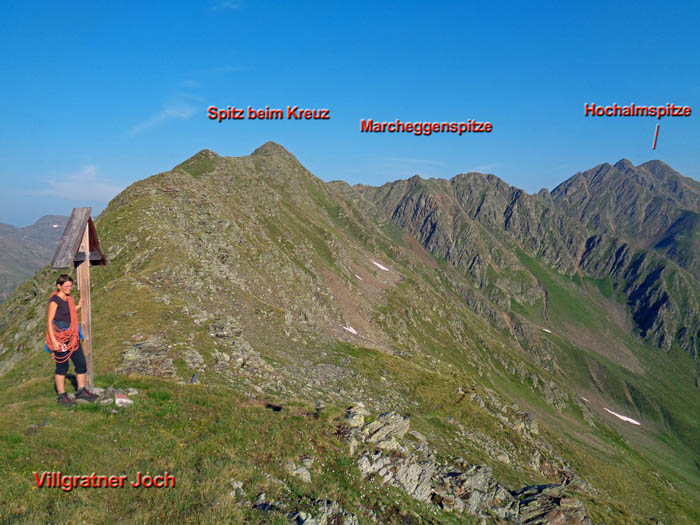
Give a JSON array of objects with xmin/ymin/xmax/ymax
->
[{"xmin": 46, "ymin": 274, "xmax": 98, "ymax": 405}]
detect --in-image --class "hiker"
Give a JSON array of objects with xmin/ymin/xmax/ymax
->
[{"xmin": 46, "ymin": 274, "xmax": 98, "ymax": 405}]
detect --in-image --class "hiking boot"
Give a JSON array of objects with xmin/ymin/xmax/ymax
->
[
  {"xmin": 57, "ymin": 393, "xmax": 75, "ymax": 406},
  {"xmin": 75, "ymin": 388, "xmax": 99, "ymax": 402}
]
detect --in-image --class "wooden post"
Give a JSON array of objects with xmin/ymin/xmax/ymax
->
[
  {"xmin": 76, "ymin": 223, "xmax": 93, "ymax": 388},
  {"xmin": 51, "ymin": 207, "xmax": 106, "ymax": 389}
]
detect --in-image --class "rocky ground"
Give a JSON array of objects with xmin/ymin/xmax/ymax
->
[{"xmin": 343, "ymin": 405, "xmax": 591, "ymax": 524}]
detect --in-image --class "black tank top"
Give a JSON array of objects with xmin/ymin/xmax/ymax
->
[{"xmin": 49, "ymin": 295, "xmax": 71, "ymax": 323}]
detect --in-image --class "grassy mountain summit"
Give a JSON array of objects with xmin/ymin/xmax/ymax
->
[{"xmin": 0, "ymin": 143, "xmax": 698, "ymax": 523}]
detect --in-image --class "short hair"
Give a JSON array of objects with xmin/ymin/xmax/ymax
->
[{"xmin": 56, "ymin": 274, "xmax": 74, "ymax": 286}]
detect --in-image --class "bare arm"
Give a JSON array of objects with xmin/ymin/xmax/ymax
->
[{"xmin": 47, "ymin": 301, "xmax": 59, "ymax": 350}]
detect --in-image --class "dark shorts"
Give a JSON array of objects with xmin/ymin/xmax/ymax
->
[
  {"xmin": 54, "ymin": 345, "xmax": 87, "ymax": 376},
  {"xmin": 52, "ymin": 321, "xmax": 87, "ymax": 376}
]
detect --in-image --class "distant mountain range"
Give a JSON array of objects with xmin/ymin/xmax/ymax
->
[
  {"xmin": 550, "ymin": 159, "xmax": 700, "ymax": 280},
  {"xmin": 1, "ymin": 145, "xmax": 698, "ymax": 522},
  {"xmin": 338, "ymin": 159, "xmax": 698, "ymax": 359},
  {"xmin": 0, "ymin": 215, "xmax": 68, "ymax": 302}
]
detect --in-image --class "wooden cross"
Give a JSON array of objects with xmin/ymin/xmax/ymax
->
[{"xmin": 50, "ymin": 208, "xmax": 107, "ymax": 388}]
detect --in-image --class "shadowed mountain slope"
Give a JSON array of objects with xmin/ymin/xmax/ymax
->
[{"xmin": 551, "ymin": 159, "xmax": 700, "ymax": 279}]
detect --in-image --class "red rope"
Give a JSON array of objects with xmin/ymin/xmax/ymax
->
[{"xmin": 46, "ymin": 292, "xmax": 80, "ymax": 364}]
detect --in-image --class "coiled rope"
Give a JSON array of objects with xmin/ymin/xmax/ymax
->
[{"xmin": 45, "ymin": 292, "xmax": 80, "ymax": 364}]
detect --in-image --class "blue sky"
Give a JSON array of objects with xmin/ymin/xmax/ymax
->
[{"xmin": 1, "ymin": 1, "xmax": 698, "ymax": 226}]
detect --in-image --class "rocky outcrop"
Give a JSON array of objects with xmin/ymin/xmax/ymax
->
[
  {"xmin": 284, "ymin": 459, "xmax": 312, "ymax": 483},
  {"xmin": 117, "ymin": 338, "xmax": 178, "ymax": 377},
  {"xmin": 513, "ymin": 484, "xmax": 590, "ymax": 524},
  {"xmin": 343, "ymin": 406, "xmax": 591, "ymax": 524},
  {"xmin": 288, "ymin": 499, "xmax": 359, "ymax": 525}
]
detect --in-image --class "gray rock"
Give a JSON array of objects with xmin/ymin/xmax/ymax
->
[
  {"xmin": 351, "ymin": 408, "xmax": 590, "ymax": 523},
  {"xmin": 229, "ymin": 479, "xmax": 245, "ymax": 498},
  {"xmin": 362, "ymin": 411, "xmax": 409, "ymax": 443},
  {"xmin": 514, "ymin": 483, "xmax": 591, "ymax": 524},
  {"xmin": 253, "ymin": 492, "xmax": 280, "ymax": 512},
  {"xmin": 285, "ymin": 460, "xmax": 311, "ymax": 483},
  {"xmin": 102, "ymin": 386, "xmax": 115, "ymax": 399},
  {"xmin": 376, "ymin": 436, "xmax": 404, "ymax": 452},
  {"xmin": 116, "ymin": 338, "xmax": 177, "ymax": 378},
  {"xmin": 289, "ymin": 499, "xmax": 358, "ymax": 525},
  {"xmin": 529, "ymin": 449, "xmax": 541, "ymax": 471},
  {"xmin": 526, "ymin": 414, "xmax": 539, "ymax": 435},
  {"xmin": 345, "ymin": 403, "xmax": 369, "ymax": 428},
  {"xmin": 183, "ymin": 349, "xmax": 205, "ymax": 370},
  {"xmin": 289, "ymin": 510, "xmax": 318, "ymax": 524},
  {"xmin": 357, "ymin": 454, "xmax": 372, "ymax": 476},
  {"xmin": 357, "ymin": 451, "xmax": 392, "ymax": 478},
  {"xmin": 393, "ymin": 459, "xmax": 435, "ymax": 502},
  {"xmin": 347, "ymin": 437, "xmax": 358, "ymax": 456}
]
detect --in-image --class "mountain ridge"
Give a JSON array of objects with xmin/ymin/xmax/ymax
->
[
  {"xmin": 348, "ymin": 164, "xmax": 699, "ymax": 361},
  {"xmin": 550, "ymin": 159, "xmax": 700, "ymax": 280}
]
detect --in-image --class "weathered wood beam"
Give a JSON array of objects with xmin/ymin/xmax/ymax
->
[
  {"xmin": 76, "ymin": 224, "xmax": 94, "ymax": 388},
  {"xmin": 51, "ymin": 208, "xmax": 92, "ymax": 269}
]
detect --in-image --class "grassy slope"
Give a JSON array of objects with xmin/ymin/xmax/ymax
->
[
  {"xmin": 509, "ymin": 251, "xmax": 700, "ymax": 519},
  {"xmin": 1, "ymin": 374, "xmax": 469, "ymax": 524}
]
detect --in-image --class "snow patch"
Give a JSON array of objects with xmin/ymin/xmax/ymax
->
[
  {"xmin": 52, "ymin": 224, "xmax": 59, "ymax": 228},
  {"xmin": 603, "ymin": 408, "xmax": 640, "ymax": 426},
  {"xmin": 371, "ymin": 260, "xmax": 391, "ymax": 272},
  {"xmin": 541, "ymin": 328, "xmax": 552, "ymax": 334},
  {"xmin": 355, "ymin": 274, "xmax": 363, "ymax": 281},
  {"xmin": 343, "ymin": 326, "xmax": 358, "ymax": 335},
  {"xmin": 580, "ymin": 397, "xmax": 589, "ymax": 402}
]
